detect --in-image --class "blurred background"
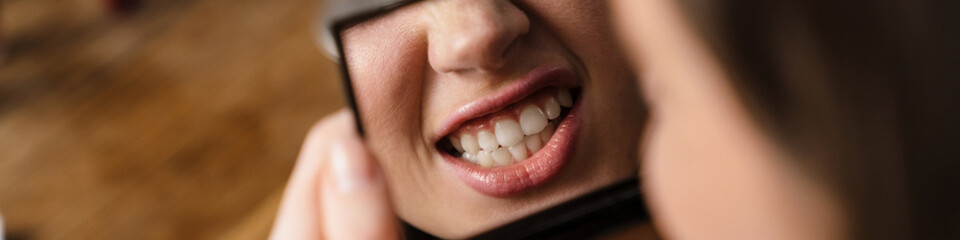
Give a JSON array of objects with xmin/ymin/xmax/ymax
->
[{"xmin": 0, "ymin": 0, "xmax": 344, "ymax": 239}]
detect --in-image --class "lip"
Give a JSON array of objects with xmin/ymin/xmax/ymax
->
[
  {"xmin": 441, "ymin": 102, "xmax": 581, "ymax": 197},
  {"xmin": 434, "ymin": 65, "xmax": 582, "ymax": 197},
  {"xmin": 433, "ymin": 65, "xmax": 579, "ymax": 142}
]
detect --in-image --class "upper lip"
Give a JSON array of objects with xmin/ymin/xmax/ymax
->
[{"xmin": 433, "ymin": 65, "xmax": 580, "ymax": 144}]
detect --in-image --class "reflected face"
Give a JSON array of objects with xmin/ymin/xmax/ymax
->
[
  {"xmin": 611, "ymin": 0, "xmax": 845, "ymax": 239},
  {"xmin": 338, "ymin": 0, "xmax": 643, "ymax": 238}
]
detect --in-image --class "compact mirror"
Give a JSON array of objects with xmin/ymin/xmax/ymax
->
[{"xmin": 318, "ymin": 0, "xmax": 652, "ymax": 239}]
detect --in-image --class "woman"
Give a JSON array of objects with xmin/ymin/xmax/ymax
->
[
  {"xmin": 271, "ymin": 0, "xmax": 645, "ymax": 239},
  {"xmin": 613, "ymin": 0, "xmax": 959, "ymax": 239},
  {"xmin": 275, "ymin": 0, "xmax": 960, "ymax": 239}
]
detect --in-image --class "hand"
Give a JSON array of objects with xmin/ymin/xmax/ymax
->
[{"xmin": 270, "ymin": 109, "xmax": 399, "ymax": 240}]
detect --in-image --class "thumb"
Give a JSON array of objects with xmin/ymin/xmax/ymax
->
[{"xmin": 321, "ymin": 119, "xmax": 399, "ymax": 240}]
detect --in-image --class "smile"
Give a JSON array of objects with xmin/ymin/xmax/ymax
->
[
  {"xmin": 440, "ymin": 88, "xmax": 575, "ymax": 167},
  {"xmin": 435, "ymin": 65, "xmax": 582, "ymax": 197}
]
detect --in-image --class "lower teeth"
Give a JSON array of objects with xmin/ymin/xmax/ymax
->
[{"xmin": 453, "ymin": 116, "xmax": 563, "ymax": 168}]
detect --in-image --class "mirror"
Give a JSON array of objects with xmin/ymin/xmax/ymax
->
[{"xmin": 320, "ymin": 0, "xmax": 651, "ymax": 238}]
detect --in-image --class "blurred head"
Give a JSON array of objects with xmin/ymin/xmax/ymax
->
[
  {"xmin": 612, "ymin": 0, "xmax": 960, "ymax": 239},
  {"xmin": 331, "ymin": 0, "xmax": 643, "ymax": 237}
]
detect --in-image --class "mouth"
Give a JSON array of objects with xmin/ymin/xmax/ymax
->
[
  {"xmin": 439, "ymin": 88, "xmax": 578, "ymax": 166},
  {"xmin": 435, "ymin": 66, "xmax": 583, "ymax": 197}
]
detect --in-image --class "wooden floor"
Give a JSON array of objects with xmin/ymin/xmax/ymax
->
[{"xmin": 0, "ymin": 0, "xmax": 343, "ymax": 239}]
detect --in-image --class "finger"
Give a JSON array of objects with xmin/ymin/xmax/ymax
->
[
  {"xmin": 320, "ymin": 117, "xmax": 399, "ymax": 240},
  {"xmin": 271, "ymin": 110, "xmax": 353, "ymax": 240}
]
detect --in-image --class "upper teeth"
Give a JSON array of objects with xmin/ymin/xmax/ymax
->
[
  {"xmin": 558, "ymin": 89, "xmax": 573, "ymax": 107},
  {"xmin": 520, "ymin": 104, "xmax": 549, "ymax": 135},
  {"xmin": 494, "ymin": 119, "xmax": 523, "ymax": 147},
  {"xmin": 544, "ymin": 97, "xmax": 561, "ymax": 119},
  {"xmin": 477, "ymin": 130, "xmax": 499, "ymax": 151},
  {"xmin": 451, "ymin": 89, "xmax": 573, "ymax": 168}
]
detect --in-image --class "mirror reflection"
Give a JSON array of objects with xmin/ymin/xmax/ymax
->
[{"xmin": 333, "ymin": 0, "xmax": 645, "ymax": 238}]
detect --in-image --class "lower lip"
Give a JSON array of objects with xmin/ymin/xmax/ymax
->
[{"xmin": 440, "ymin": 101, "xmax": 582, "ymax": 197}]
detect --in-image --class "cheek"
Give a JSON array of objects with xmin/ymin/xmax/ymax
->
[
  {"xmin": 643, "ymin": 114, "xmax": 741, "ymax": 240},
  {"xmin": 343, "ymin": 26, "xmax": 433, "ymax": 201},
  {"xmin": 345, "ymin": 31, "xmax": 428, "ymax": 141},
  {"xmin": 642, "ymin": 115, "xmax": 702, "ymax": 235},
  {"xmin": 535, "ymin": 0, "xmax": 627, "ymax": 72},
  {"xmin": 641, "ymin": 97, "xmax": 758, "ymax": 239},
  {"xmin": 642, "ymin": 106, "xmax": 834, "ymax": 239}
]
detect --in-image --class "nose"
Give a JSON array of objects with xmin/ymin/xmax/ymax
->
[{"xmin": 426, "ymin": 0, "xmax": 530, "ymax": 73}]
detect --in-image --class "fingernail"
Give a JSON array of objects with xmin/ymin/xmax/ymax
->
[{"xmin": 329, "ymin": 139, "xmax": 374, "ymax": 192}]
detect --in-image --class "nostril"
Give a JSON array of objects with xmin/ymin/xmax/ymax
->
[
  {"xmin": 425, "ymin": 0, "xmax": 530, "ymax": 74},
  {"xmin": 429, "ymin": 30, "xmax": 517, "ymax": 73}
]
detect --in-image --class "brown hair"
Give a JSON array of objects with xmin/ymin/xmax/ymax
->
[{"xmin": 675, "ymin": 0, "xmax": 960, "ymax": 239}]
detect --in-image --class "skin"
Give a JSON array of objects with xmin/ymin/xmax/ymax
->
[
  {"xmin": 272, "ymin": 0, "xmax": 644, "ymax": 239},
  {"xmin": 273, "ymin": 0, "xmax": 847, "ymax": 239},
  {"xmin": 610, "ymin": 0, "xmax": 847, "ymax": 239},
  {"xmin": 271, "ymin": 111, "xmax": 398, "ymax": 240}
]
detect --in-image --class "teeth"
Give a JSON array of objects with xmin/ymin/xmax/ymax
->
[
  {"xmin": 448, "ymin": 88, "xmax": 576, "ymax": 168},
  {"xmin": 492, "ymin": 147, "xmax": 512, "ymax": 166},
  {"xmin": 460, "ymin": 133, "xmax": 481, "ymax": 153},
  {"xmin": 508, "ymin": 143, "xmax": 528, "ymax": 161},
  {"xmin": 462, "ymin": 152, "xmax": 478, "ymax": 163},
  {"xmin": 540, "ymin": 122, "xmax": 555, "ymax": 143},
  {"xmin": 544, "ymin": 97, "xmax": 561, "ymax": 120},
  {"xmin": 451, "ymin": 136, "xmax": 464, "ymax": 153},
  {"xmin": 519, "ymin": 104, "xmax": 548, "ymax": 135},
  {"xmin": 494, "ymin": 119, "xmax": 524, "ymax": 147},
  {"xmin": 524, "ymin": 135, "xmax": 543, "ymax": 154},
  {"xmin": 477, "ymin": 130, "xmax": 499, "ymax": 151},
  {"xmin": 477, "ymin": 151, "xmax": 494, "ymax": 168},
  {"xmin": 557, "ymin": 89, "xmax": 573, "ymax": 107}
]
